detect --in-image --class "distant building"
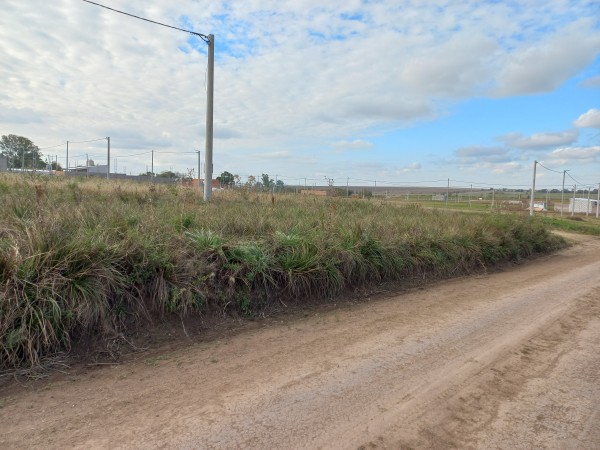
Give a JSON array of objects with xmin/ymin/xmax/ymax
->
[
  {"xmin": 193, "ymin": 179, "xmax": 222, "ymax": 190},
  {"xmin": 68, "ymin": 164, "xmax": 107, "ymax": 174},
  {"xmin": 0, "ymin": 155, "xmax": 7, "ymax": 172},
  {"xmin": 569, "ymin": 198, "xmax": 599, "ymax": 214},
  {"xmin": 432, "ymin": 194, "xmax": 447, "ymax": 201}
]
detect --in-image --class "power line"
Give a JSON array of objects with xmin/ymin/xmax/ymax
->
[
  {"xmin": 69, "ymin": 137, "xmax": 106, "ymax": 144},
  {"xmin": 38, "ymin": 142, "xmax": 66, "ymax": 150},
  {"xmin": 536, "ymin": 162, "xmax": 563, "ymax": 174},
  {"xmin": 81, "ymin": 0, "xmax": 208, "ymax": 42},
  {"xmin": 152, "ymin": 151, "xmax": 198, "ymax": 154},
  {"xmin": 565, "ymin": 171, "xmax": 590, "ymax": 187},
  {"xmin": 115, "ymin": 151, "xmax": 153, "ymax": 158},
  {"xmin": 451, "ymin": 179, "xmax": 530, "ymax": 188}
]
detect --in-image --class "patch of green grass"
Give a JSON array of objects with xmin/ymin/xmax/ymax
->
[{"xmin": 537, "ymin": 216, "xmax": 600, "ymax": 236}]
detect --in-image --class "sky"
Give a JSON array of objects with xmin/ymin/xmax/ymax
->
[{"xmin": 1, "ymin": 0, "xmax": 599, "ymax": 190}]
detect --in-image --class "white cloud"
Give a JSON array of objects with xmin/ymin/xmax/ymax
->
[
  {"xmin": 397, "ymin": 162, "xmax": 421, "ymax": 173},
  {"xmin": 330, "ymin": 139, "xmax": 374, "ymax": 152},
  {"xmin": 498, "ymin": 131, "xmax": 579, "ymax": 150},
  {"xmin": 580, "ymin": 76, "xmax": 600, "ymax": 88},
  {"xmin": 454, "ymin": 146, "xmax": 518, "ymax": 165},
  {"xmin": 548, "ymin": 146, "xmax": 600, "ymax": 162},
  {"xmin": 490, "ymin": 162, "xmax": 522, "ymax": 174},
  {"xmin": 0, "ymin": 107, "xmax": 45, "ymax": 124},
  {"xmin": 252, "ymin": 150, "xmax": 291, "ymax": 160},
  {"xmin": 456, "ymin": 161, "xmax": 524, "ymax": 177},
  {"xmin": 455, "ymin": 146, "xmax": 509, "ymax": 159},
  {"xmin": 493, "ymin": 19, "xmax": 600, "ymax": 97},
  {"xmin": 574, "ymin": 109, "xmax": 600, "ymax": 128}
]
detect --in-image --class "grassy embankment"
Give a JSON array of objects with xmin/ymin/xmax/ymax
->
[
  {"xmin": 0, "ymin": 174, "xmax": 566, "ymax": 369},
  {"xmin": 537, "ymin": 216, "xmax": 600, "ymax": 235}
]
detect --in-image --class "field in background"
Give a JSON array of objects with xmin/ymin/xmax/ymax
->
[{"xmin": 0, "ymin": 174, "xmax": 570, "ymax": 369}]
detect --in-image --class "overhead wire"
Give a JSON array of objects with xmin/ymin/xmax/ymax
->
[
  {"xmin": 450, "ymin": 179, "xmax": 530, "ymax": 188},
  {"xmin": 81, "ymin": 0, "xmax": 209, "ymax": 42},
  {"xmin": 152, "ymin": 151, "xmax": 197, "ymax": 154},
  {"xmin": 68, "ymin": 138, "xmax": 107, "ymax": 144},
  {"xmin": 536, "ymin": 162, "xmax": 563, "ymax": 174},
  {"xmin": 114, "ymin": 151, "xmax": 153, "ymax": 158},
  {"xmin": 565, "ymin": 171, "xmax": 591, "ymax": 187},
  {"xmin": 38, "ymin": 142, "xmax": 66, "ymax": 150}
]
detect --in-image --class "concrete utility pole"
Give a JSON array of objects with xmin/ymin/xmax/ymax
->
[
  {"xmin": 106, "ymin": 136, "xmax": 110, "ymax": 179},
  {"xmin": 66, "ymin": 141, "xmax": 69, "ymax": 174},
  {"xmin": 561, "ymin": 170, "xmax": 568, "ymax": 217},
  {"xmin": 446, "ymin": 178, "xmax": 449, "ymax": 209},
  {"xmin": 596, "ymin": 183, "xmax": 599, "ymax": 219},
  {"xmin": 586, "ymin": 187, "xmax": 591, "ymax": 216},
  {"xmin": 571, "ymin": 184, "xmax": 576, "ymax": 217},
  {"xmin": 86, "ymin": 153, "xmax": 89, "ymax": 178},
  {"xmin": 203, "ymin": 34, "xmax": 215, "ymax": 202},
  {"xmin": 151, "ymin": 150, "xmax": 154, "ymax": 182},
  {"xmin": 529, "ymin": 160, "xmax": 537, "ymax": 216},
  {"xmin": 469, "ymin": 184, "xmax": 472, "ymax": 208}
]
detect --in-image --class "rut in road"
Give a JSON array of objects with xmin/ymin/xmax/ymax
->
[{"xmin": 1, "ymin": 235, "xmax": 599, "ymax": 449}]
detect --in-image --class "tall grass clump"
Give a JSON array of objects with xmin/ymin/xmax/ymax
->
[{"xmin": 0, "ymin": 174, "xmax": 566, "ymax": 369}]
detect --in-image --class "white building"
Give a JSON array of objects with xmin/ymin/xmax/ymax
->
[{"xmin": 569, "ymin": 197, "xmax": 599, "ymax": 214}]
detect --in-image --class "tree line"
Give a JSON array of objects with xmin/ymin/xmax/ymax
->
[
  {"xmin": 216, "ymin": 171, "xmax": 285, "ymax": 189},
  {"xmin": 0, "ymin": 134, "xmax": 60, "ymax": 170},
  {"xmin": 1, "ymin": 135, "xmax": 286, "ymax": 189}
]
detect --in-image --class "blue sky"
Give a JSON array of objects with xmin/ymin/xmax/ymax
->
[{"xmin": 1, "ymin": 0, "xmax": 599, "ymax": 189}]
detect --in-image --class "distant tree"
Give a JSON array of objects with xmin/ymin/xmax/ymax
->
[
  {"xmin": 261, "ymin": 173, "xmax": 273, "ymax": 188},
  {"xmin": 217, "ymin": 170, "xmax": 235, "ymax": 187},
  {"xmin": 0, "ymin": 134, "xmax": 45, "ymax": 169},
  {"xmin": 246, "ymin": 175, "xmax": 256, "ymax": 188},
  {"xmin": 181, "ymin": 168, "xmax": 195, "ymax": 183},
  {"xmin": 276, "ymin": 179, "xmax": 284, "ymax": 188},
  {"xmin": 157, "ymin": 170, "xmax": 181, "ymax": 181}
]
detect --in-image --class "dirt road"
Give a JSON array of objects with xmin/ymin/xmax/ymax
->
[{"xmin": 2, "ymin": 235, "xmax": 599, "ymax": 449}]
